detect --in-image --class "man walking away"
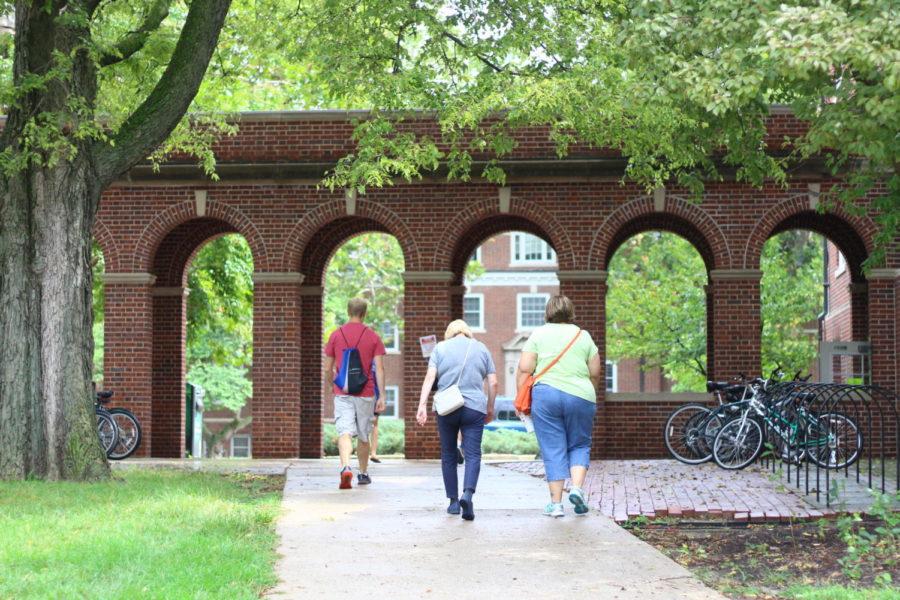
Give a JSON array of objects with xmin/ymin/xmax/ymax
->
[{"xmin": 324, "ymin": 298, "xmax": 386, "ymax": 489}]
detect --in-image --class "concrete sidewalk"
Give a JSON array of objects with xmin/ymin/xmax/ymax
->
[{"xmin": 268, "ymin": 459, "xmax": 725, "ymax": 599}]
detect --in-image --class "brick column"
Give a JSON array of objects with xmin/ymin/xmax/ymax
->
[
  {"xmin": 868, "ymin": 269, "xmax": 900, "ymax": 394},
  {"xmin": 151, "ymin": 286, "xmax": 189, "ymax": 458},
  {"xmin": 402, "ymin": 271, "xmax": 454, "ymax": 459},
  {"xmin": 708, "ymin": 270, "xmax": 763, "ymax": 380},
  {"xmin": 849, "ymin": 282, "xmax": 870, "ymax": 341},
  {"xmin": 559, "ymin": 271, "xmax": 607, "ymax": 459},
  {"xmin": 706, "ymin": 284, "xmax": 715, "ymax": 378},
  {"xmin": 103, "ymin": 273, "xmax": 155, "ymax": 457},
  {"xmin": 299, "ymin": 285, "xmax": 324, "ymax": 458},
  {"xmin": 251, "ymin": 272, "xmax": 303, "ymax": 458}
]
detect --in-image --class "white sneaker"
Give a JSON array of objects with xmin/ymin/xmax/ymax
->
[{"xmin": 543, "ymin": 502, "xmax": 564, "ymax": 518}]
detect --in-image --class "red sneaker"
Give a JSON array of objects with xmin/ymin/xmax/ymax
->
[{"xmin": 339, "ymin": 468, "xmax": 353, "ymax": 490}]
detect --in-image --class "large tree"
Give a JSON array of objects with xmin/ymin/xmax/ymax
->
[{"xmin": 0, "ymin": 1, "xmax": 231, "ymax": 480}]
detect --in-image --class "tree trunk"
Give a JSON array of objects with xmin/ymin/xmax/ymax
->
[{"xmin": 0, "ymin": 158, "xmax": 109, "ymax": 480}]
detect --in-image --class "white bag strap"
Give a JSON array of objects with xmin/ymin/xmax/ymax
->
[{"xmin": 455, "ymin": 339, "xmax": 473, "ymax": 386}]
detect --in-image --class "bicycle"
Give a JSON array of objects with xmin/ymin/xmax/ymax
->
[
  {"xmin": 95, "ymin": 391, "xmax": 119, "ymax": 456},
  {"xmin": 663, "ymin": 377, "xmax": 754, "ymax": 464},
  {"xmin": 94, "ymin": 391, "xmax": 143, "ymax": 460},
  {"xmin": 712, "ymin": 382, "xmax": 862, "ymax": 470}
]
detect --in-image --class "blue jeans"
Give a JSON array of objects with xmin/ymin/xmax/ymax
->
[
  {"xmin": 531, "ymin": 383, "xmax": 596, "ymax": 482},
  {"xmin": 437, "ymin": 406, "xmax": 485, "ymax": 499}
]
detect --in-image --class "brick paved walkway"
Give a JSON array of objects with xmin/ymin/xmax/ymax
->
[{"xmin": 494, "ymin": 460, "xmax": 834, "ymax": 522}]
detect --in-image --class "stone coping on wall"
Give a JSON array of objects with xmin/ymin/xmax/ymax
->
[{"xmin": 606, "ymin": 392, "xmax": 711, "ymax": 403}]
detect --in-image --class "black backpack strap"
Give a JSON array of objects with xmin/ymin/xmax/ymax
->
[
  {"xmin": 339, "ymin": 327, "xmax": 350, "ymax": 347},
  {"xmin": 353, "ymin": 326, "xmax": 368, "ymax": 348}
]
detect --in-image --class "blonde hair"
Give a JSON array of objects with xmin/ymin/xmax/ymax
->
[
  {"xmin": 347, "ymin": 297, "xmax": 368, "ymax": 318},
  {"xmin": 545, "ymin": 295, "xmax": 575, "ymax": 323},
  {"xmin": 444, "ymin": 319, "xmax": 473, "ymax": 340}
]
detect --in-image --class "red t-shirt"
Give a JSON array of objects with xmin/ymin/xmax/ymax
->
[{"xmin": 325, "ymin": 322, "xmax": 386, "ymax": 397}]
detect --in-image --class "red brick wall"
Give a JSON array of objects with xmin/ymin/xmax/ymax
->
[{"xmin": 94, "ymin": 113, "xmax": 898, "ymax": 459}]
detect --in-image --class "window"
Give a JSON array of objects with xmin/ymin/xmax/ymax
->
[
  {"xmin": 511, "ymin": 233, "xmax": 555, "ymax": 265},
  {"xmin": 470, "ymin": 247, "xmax": 482, "ymax": 264},
  {"xmin": 463, "ymin": 294, "xmax": 484, "ymax": 330},
  {"xmin": 835, "ymin": 251, "xmax": 847, "ymax": 277},
  {"xmin": 231, "ymin": 434, "xmax": 251, "ymax": 458},
  {"xmin": 517, "ymin": 294, "xmax": 548, "ymax": 329},
  {"xmin": 605, "ymin": 361, "xmax": 617, "ymax": 393},
  {"xmin": 382, "ymin": 385, "xmax": 399, "ymax": 418},
  {"xmin": 381, "ymin": 321, "xmax": 400, "ymax": 352}
]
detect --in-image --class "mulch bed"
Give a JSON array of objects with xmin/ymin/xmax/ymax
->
[{"xmin": 628, "ymin": 519, "xmax": 898, "ymax": 599}]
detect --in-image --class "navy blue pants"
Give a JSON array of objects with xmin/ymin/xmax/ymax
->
[{"xmin": 437, "ymin": 406, "xmax": 485, "ymax": 499}]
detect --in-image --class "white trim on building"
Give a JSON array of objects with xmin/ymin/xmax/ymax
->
[
  {"xmin": 517, "ymin": 293, "xmax": 549, "ymax": 330},
  {"xmin": 466, "ymin": 271, "xmax": 559, "ymax": 287},
  {"xmin": 463, "ymin": 293, "xmax": 485, "ymax": 331}
]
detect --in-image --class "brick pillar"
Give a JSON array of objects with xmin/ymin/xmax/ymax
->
[
  {"xmin": 708, "ymin": 270, "xmax": 763, "ymax": 380},
  {"xmin": 251, "ymin": 272, "xmax": 303, "ymax": 458},
  {"xmin": 559, "ymin": 271, "xmax": 607, "ymax": 459},
  {"xmin": 402, "ymin": 271, "xmax": 454, "ymax": 459},
  {"xmin": 705, "ymin": 283, "xmax": 715, "ymax": 379},
  {"xmin": 868, "ymin": 270, "xmax": 900, "ymax": 394},
  {"xmin": 849, "ymin": 282, "xmax": 870, "ymax": 341},
  {"xmin": 103, "ymin": 273, "xmax": 155, "ymax": 457},
  {"xmin": 299, "ymin": 285, "xmax": 324, "ymax": 458},
  {"xmin": 151, "ymin": 286, "xmax": 188, "ymax": 458}
]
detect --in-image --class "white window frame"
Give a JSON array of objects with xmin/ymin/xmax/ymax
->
[
  {"xmin": 463, "ymin": 293, "xmax": 485, "ymax": 331},
  {"xmin": 510, "ymin": 233, "xmax": 556, "ymax": 266},
  {"xmin": 382, "ymin": 385, "xmax": 400, "ymax": 418},
  {"xmin": 231, "ymin": 434, "xmax": 252, "ymax": 458},
  {"xmin": 470, "ymin": 247, "xmax": 482, "ymax": 264},
  {"xmin": 605, "ymin": 360, "xmax": 618, "ymax": 393},
  {"xmin": 517, "ymin": 293, "xmax": 549, "ymax": 330},
  {"xmin": 381, "ymin": 322, "xmax": 400, "ymax": 353},
  {"xmin": 835, "ymin": 251, "xmax": 847, "ymax": 277}
]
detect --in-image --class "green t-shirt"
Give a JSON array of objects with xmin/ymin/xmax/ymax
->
[{"xmin": 522, "ymin": 323, "xmax": 599, "ymax": 402}]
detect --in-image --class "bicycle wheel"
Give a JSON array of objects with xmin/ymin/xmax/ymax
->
[
  {"xmin": 713, "ymin": 416, "xmax": 764, "ymax": 470},
  {"xmin": 96, "ymin": 411, "xmax": 118, "ymax": 456},
  {"xmin": 107, "ymin": 408, "xmax": 143, "ymax": 460},
  {"xmin": 806, "ymin": 413, "xmax": 862, "ymax": 470},
  {"xmin": 663, "ymin": 403, "xmax": 713, "ymax": 464}
]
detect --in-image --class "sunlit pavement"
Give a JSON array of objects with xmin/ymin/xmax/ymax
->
[{"xmin": 266, "ymin": 459, "xmax": 726, "ymax": 599}]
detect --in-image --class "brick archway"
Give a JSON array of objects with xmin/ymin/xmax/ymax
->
[
  {"xmin": 132, "ymin": 196, "xmax": 269, "ymax": 273},
  {"xmin": 434, "ymin": 194, "xmax": 577, "ymax": 277},
  {"xmin": 589, "ymin": 195, "xmax": 731, "ymax": 271},
  {"xmin": 743, "ymin": 193, "xmax": 876, "ymax": 278},
  {"xmin": 282, "ymin": 198, "xmax": 421, "ymax": 274},
  {"xmin": 92, "ymin": 218, "xmax": 120, "ymax": 272}
]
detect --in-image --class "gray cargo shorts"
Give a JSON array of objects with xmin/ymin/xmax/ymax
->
[{"xmin": 334, "ymin": 395, "xmax": 376, "ymax": 443}]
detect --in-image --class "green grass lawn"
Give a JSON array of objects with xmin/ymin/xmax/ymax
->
[{"xmin": 0, "ymin": 470, "xmax": 282, "ymax": 599}]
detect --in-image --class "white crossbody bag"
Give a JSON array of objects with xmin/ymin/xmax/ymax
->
[{"xmin": 432, "ymin": 339, "xmax": 472, "ymax": 416}]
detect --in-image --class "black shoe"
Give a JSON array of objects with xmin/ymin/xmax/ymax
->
[
  {"xmin": 456, "ymin": 447, "xmax": 464, "ymax": 465},
  {"xmin": 447, "ymin": 499, "xmax": 461, "ymax": 515},
  {"xmin": 370, "ymin": 457, "xmax": 382, "ymax": 464},
  {"xmin": 460, "ymin": 490, "xmax": 474, "ymax": 521},
  {"xmin": 357, "ymin": 473, "xmax": 372, "ymax": 485}
]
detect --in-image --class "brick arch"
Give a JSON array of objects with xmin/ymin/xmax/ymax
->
[
  {"xmin": 152, "ymin": 220, "xmax": 241, "ymax": 286},
  {"xmin": 92, "ymin": 218, "xmax": 120, "ymax": 272},
  {"xmin": 743, "ymin": 194, "xmax": 876, "ymax": 281},
  {"xmin": 433, "ymin": 195, "xmax": 576, "ymax": 279},
  {"xmin": 281, "ymin": 198, "xmax": 421, "ymax": 273},
  {"xmin": 299, "ymin": 217, "xmax": 401, "ymax": 286},
  {"xmin": 589, "ymin": 196, "xmax": 730, "ymax": 271},
  {"xmin": 131, "ymin": 197, "xmax": 268, "ymax": 272}
]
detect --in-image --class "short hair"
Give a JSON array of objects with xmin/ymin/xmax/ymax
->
[
  {"xmin": 347, "ymin": 297, "xmax": 368, "ymax": 318},
  {"xmin": 444, "ymin": 319, "xmax": 474, "ymax": 340},
  {"xmin": 545, "ymin": 295, "xmax": 575, "ymax": 324}
]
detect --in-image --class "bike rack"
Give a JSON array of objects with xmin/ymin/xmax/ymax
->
[{"xmin": 759, "ymin": 382, "xmax": 899, "ymax": 509}]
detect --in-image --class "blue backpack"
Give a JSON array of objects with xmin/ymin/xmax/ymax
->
[{"xmin": 333, "ymin": 327, "xmax": 369, "ymax": 395}]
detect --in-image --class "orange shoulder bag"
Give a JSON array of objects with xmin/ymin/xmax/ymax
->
[{"xmin": 514, "ymin": 329, "xmax": 582, "ymax": 415}]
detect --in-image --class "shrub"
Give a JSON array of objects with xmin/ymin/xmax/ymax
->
[{"xmin": 322, "ymin": 420, "xmax": 539, "ymax": 455}]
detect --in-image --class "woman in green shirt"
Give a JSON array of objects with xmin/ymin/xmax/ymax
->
[{"xmin": 517, "ymin": 295, "xmax": 604, "ymax": 518}]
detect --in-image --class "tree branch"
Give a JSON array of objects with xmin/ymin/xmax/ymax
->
[
  {"xmin": 94, "ymin": 0, "xmax": 232, "ymax": 186},
  {"xmin": 98, "ymin": 0, "xmax": 171, "ymax": 67}
]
